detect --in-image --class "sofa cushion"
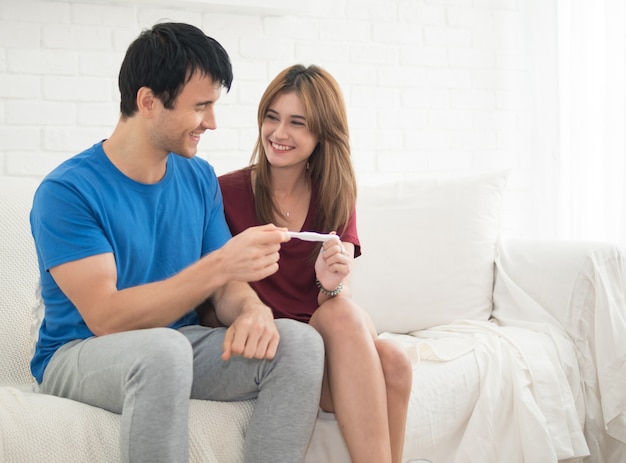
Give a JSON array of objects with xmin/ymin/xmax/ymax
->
[
  {"xmin": 0, "ymin": 386, "xmax": 254, "ymax": 462},
  {"xmin": 352, "ymin": 170, "xmax": 509, "ymax": 334}
]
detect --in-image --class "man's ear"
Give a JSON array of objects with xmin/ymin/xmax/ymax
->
[{"xmin": 136, "ymin": 87, "xmax": 156, "ymax": 117}]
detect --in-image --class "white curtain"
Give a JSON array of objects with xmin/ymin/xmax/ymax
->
[{"xmin": 530, "ymin": 0, "xmax": 626, "ymax": 245}]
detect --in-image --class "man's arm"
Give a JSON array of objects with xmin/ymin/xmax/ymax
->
[
  {"xmin": 211, "ymin": 281, "xmax": 280, "ymax": 360},
  {"xmin": 50, "ymin": 224, "xmax": 289, "ymax": 337}
]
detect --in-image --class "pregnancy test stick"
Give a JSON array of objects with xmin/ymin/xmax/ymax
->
[{"xmin": 287, "ymin": 231, "xmax": 339, "ymax": 243}]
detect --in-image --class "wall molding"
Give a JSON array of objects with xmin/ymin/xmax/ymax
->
[{"xmin": 44, "ymin": 0, "xmax": 307, "ymax": 15}]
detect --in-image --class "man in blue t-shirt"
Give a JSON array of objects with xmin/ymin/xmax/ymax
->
[{"xmin": 29, "ymin": 22, "xmax": 324, "ymax": 463}]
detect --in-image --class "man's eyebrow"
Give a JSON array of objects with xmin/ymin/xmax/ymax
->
[{"xmin": 195, "ymin": 100, "xmax": 213, "ymax": 107}]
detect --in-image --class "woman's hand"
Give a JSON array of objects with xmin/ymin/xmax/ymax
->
[{"xmin": 314, "ymin": 233, "xmax": 353, "ymax": 293}]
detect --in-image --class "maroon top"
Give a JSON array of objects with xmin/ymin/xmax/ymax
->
[{"xmin": 219, "ymin": 167, "xmax": 361, "ymax": 322}]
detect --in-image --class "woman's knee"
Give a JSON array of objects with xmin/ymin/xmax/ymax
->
[
  {"xmin": 310, "ymin": 298, "xmax": 369, "ymax": 338},
  {"xmin": 376, "ymin": 339, "xmax": 413, "ymax": 395}
]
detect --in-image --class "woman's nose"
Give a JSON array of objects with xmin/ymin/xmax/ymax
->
[{"xmin": 273, "ymin": 122, "xmax": 288, "ymax": 139}]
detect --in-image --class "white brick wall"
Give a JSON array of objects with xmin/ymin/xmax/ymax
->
[{"xmin": 0, "ymin": 0, "xmax": 537, "ymax": 238}]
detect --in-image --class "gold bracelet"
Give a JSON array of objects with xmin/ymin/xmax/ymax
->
[{"xmin": 315, "ymin": 279, "xmax": 343, "ymax": 297}]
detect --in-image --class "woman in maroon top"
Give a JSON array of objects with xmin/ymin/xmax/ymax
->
[{"xmin": 218, "ymin": 65, "xmax": 412, "ymax": 463}]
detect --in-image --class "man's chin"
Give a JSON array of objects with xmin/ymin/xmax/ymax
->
[{"xmin": 172, "ymin": 149, "xmax": 197, "ymax": 159}]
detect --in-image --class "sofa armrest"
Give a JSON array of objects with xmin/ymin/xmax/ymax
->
[
  {"xmin": 493, "ymin": 238, "xmax": 626, "ymax": 448},
  {"xmin": 493, "ymin": 239, "xmax": 617, "ymax": 328},
  {"xmin": 0, "ymin": 179, "xmax": 40, "ymax": 387}
]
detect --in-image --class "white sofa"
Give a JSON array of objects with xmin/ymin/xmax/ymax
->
[{"xmin": 1, "ymin": 171, "xmax": 626, "ymax": 463}]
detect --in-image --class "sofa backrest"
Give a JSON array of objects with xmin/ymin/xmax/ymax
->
[
  {"xmin": 0, "ymin": 171, "xmax": 509, "ymax": 385},
  {"xmin": 0, "ymin": 179, "xmax": 40, "ymax": 386}
]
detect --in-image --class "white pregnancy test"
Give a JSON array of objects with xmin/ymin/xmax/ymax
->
[{"xmin": 287, "ymin": 231, "xmax": 339, "ymax": 243}]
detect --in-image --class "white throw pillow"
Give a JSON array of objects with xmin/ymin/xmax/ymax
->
[{"xmin": 351, "ymin": 170, "xmax": 509, "ymax": 334}]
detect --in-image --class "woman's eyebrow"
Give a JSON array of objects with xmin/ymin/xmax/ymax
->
[{"xmin": 266, "ymin": 108, "xmax": 306, "ymax": 121}]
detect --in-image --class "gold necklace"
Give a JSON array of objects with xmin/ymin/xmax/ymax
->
[
  {"xmin": 278, "ymin": 193, "xmax": 306, "ymax": 220},
  {"xmin": 274, "ymin": 177, "xmax": 311, "ymax": 220}
]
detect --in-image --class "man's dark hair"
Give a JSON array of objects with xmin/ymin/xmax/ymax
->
[{"xmin": 118, "ymin": 22, "xmax": 233, "ymax": 117}]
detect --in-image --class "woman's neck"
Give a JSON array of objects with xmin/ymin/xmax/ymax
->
[
  {"xmin": 267, "ymin": 165, "xmax": 311, "ymax": 229},
  {"xmin": 271, "ymin": 167, "xmax": 309, "ymax": 198}
]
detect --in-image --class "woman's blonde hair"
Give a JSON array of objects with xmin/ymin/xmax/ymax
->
[{"xmin": 250, "ymin": 64, "xmax": 357, "ymax": 234}]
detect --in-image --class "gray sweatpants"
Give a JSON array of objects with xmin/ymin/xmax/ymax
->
[{"xmin": 39, "ymin": 319, "xmax": 325, "ymax": 463}]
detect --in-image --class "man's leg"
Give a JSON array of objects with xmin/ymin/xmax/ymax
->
[
  {"xmin": 182, "ymin": 319, "xmax": 325, "ymax": 463},
  {"xmin": 39, "ymin": 328, "xmax": 193, "ymax": 463}
]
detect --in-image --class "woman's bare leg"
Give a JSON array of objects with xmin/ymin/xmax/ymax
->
[
  {"xmin": 376, "ymin": 338, "xmax": 413, "ymax": 463},
  {"xmin": 310, "ymin": 297, "xmax": 398, "ymax": 463}
]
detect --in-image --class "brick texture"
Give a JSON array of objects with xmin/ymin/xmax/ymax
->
[{"xmin": 0, "ymin": 0, "xmax": 535, "ymax": 237}]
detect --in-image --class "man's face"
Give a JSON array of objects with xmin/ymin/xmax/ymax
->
[{"xmin": 150, "ymin": 71, "xmax": 222, "ymax": 158}]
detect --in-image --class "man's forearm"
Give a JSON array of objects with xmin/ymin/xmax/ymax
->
[{"xmin": 212, "ymin": 281, "xmax": 271, "ymax": 326}]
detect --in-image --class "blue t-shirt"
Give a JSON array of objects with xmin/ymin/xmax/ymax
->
[{"xmin": 29, "ymin": 141, "xmax": 231, "ymax": 383}]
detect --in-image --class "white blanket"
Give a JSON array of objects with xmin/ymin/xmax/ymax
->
[
  {"xmin": 493, "ymin": 240, "xmax": 626, "ymax": 463},
  {"xmin": 388, "ymin": 318, "xmax": 589, "ymax": 463}
]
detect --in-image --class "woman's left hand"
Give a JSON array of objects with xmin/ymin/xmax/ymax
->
[{"xmin": 314, "ymin": 233, "xmax": 352, "ymax": 292}]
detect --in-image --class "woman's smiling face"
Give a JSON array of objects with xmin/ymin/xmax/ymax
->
[{"xmin": 261, "ymin": 91, "xmax": 319, "ymax": 169}]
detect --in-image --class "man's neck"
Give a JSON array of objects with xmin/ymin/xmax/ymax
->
[{"xmin": 103, "ymin": 120, "xmax": 169, "ymax": 184}]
